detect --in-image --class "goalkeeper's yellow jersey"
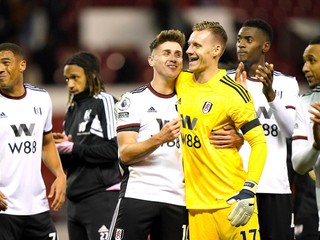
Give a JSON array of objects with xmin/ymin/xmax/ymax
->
[{"xmin": 176, "ymin": 70, "xmax": 267, "ymax": 210}]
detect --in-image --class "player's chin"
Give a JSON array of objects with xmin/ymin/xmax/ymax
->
[
  {"xmin": 188, "ymin": 60, "xmax": 201, "ymax": 70},
  {"xmin": 237, "ymin": 56, "xmax": 247, "ymax": 63}
]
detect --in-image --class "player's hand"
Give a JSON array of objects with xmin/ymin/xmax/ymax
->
[
  {"xmin": 53, "ymin": 132, "xmax": 67, "ymax": 143},
  {"xmin": 226, "ymin": 180, "xmax": 257, "ymax": 227},
  {"xmin": 155, "ymin": 118, "xmax": 181, "ymax": 144},
  {"xmin": 48, "ymin": 173, "xmax": 66, "ymax": 211},
  {"xmin": 256, "ymin": 62, "xmax": 275, "ymax": 102},
  {"xmin": 0, "ymin": 191, "xmax": 8, "ymax": 211},
  {"xmin": 235, "ymin": 62, "xmax": 247, "ymax": 88},
  {"xmin": 209, "ymin": 125, "xmax": 244, "ymax": 151}
]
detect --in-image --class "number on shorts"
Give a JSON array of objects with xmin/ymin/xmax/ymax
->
[
  {"xmin": 49, "ymin": 232, "xmax": 57, "ymax": 240},
  {"xmin": 182, "ymin": 224, "xmax": 189, "ymax": 240},
  {"xmin": 240, "ymin": 229, "xmax": 257, "ymax": 240}
]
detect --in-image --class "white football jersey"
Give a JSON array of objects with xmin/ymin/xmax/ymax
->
[
  {"xmin": 116, "ymin": 84, "xmax": 185, "ymax": 206},
  {"xmin": 0, "ymin": 84, "xmax": 52, "ymax": 215},
  {"xmin": 228, "ymin": 70, "xmax": 299, "ymax": 193},
  {"xmin": 292, "ymin": 85, "xmax": 320, "ymax": 229}
]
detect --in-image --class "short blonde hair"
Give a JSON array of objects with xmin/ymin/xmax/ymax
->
[{"xmin": 192, "ymin": 21, "xmax": 227, "ymax": 52}]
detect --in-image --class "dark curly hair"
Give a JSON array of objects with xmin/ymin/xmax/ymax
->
[
  {"xmin": 64, "ymin": 51, "xmax": 105, "ymax": 104},
  {"xmin": 242, "ymin": 19, "xmax": 273, "ymax": 43}
]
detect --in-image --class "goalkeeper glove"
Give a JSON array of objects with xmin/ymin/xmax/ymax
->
[{"xmin": 226, "ymin": 180, "xmax": 257, "ymax": 227}]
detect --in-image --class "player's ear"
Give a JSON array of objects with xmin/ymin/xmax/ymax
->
[
  {"xmin": 148, "ymin": 55, "xmax": 154, "ymax": 67},
  {"xmin": 262, "ymin": 42, "xmax": 271, "ymax": 53},
  {"xmin": 19, "ymin": 59, "xmax": 26, "ymax": 72},
  {"xmin": 212, "ymin": 45, "xmax": 222, "ymax": 58}
]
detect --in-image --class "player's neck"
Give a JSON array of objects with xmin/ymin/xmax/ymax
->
[
  {"xmin": 193, "ymin": 67, "xmax": 219, "ymax": 84},
  {"xmin": 0, "ymin": 82, "xmax": 26, "ymax": 98},
  {"xmin": 150, "ymin": 78, "xmax": 175, "ymax": 95},
  {"xmin": 245, "ymin": 61, "xmax": 265, "ymax": 78}
]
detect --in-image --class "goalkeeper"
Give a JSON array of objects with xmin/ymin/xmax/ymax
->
[{"xmin": 176, "ymin": 20, "xmax": 267, "ymax": 239}]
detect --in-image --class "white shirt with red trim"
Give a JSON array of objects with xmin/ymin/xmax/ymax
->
[
  {"xmin": 0, "ymin": 84, "xmax": 52, "ymax": 215},
  {"xmin": 228, "ymin": 70, "xmax": 299, "ymax": 194},
  {"xmin": 116, "ymin": 84, "xmax": 185, "ymax": 206}
]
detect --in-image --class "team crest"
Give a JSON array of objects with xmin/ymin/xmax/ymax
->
[
  {"xmin": 202, "ymin": 101, "xmax": 213, "ymax": 114},
  {"xmin": 115, "ymin": 228, "xmax": 124, "ymax": 240},
  {"xmin": 275, "ymin": 89, "xmax": 283, "ymax": 99},
  {"xmin": 118, "ymin": 96, "xmax": 130, "ymax": 111}
]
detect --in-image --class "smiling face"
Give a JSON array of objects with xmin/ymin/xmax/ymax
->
[
  {"xmin": 148, "ymin": 41, "xmax": 183, "ymax": 81},
  {"xmin": 0, "ymin": 50, "xmax": 26, "ymax": 95},
  {"xmin": 303, "ymin": 43, "xmax": 320, "ymax": 89},
  {"xmin": 186, "ymin": 29, "xmax": 218, "ymax": 73}
]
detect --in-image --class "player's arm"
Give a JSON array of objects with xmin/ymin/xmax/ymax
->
[
  {"xmin": 227, "ymin": 120, "xmax": 267, "ymax": 227},
  {"xmin": 243, "ymin": 122, "xmax": 268, "ymax": 183},
  {"xmin": 243, "ymin": 62, "xmax": 297, "ymax": 137},
  {"xmin": 209, "ymin": 125, "xmax": 244, "ymax": 150},
  {"xmin": 292, "ymin": 101, "xmax": 320, "ymax": 174},
  {"xmin": 118, "ymin": 118, "xmax": 181, "ymax": 165},
  {"xmin": 266, "ymin": 69, "xmax": 298, "ymax": 138},
  {"xmin": 42, "ymin": 132, "xmax": 66, "ymax": 211},
  {"xmin": 268, "ymin": 97, "xmax": 296, "ymax": 137},
  {"xmin": 292, "ymin": 142, "xmax": 319, "ymax": 174}
]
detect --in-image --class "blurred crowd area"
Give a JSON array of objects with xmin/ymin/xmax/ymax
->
[{"xmin": 0, "ymin": 0, "xmax": 319, "ymax": 90}]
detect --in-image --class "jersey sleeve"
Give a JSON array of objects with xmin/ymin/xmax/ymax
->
[
  {"xmin": 227, "ymin": 86, "xmax": 257, "ymax": 130},
  {"xmin": 44, "ymin": 92, "xmax": 53, "ymax": 133},
  {"xmin": 243, "ymin": 125, "xmax": 268, "ymax": 183},
  {"xmin": 228, "ymin": 89, "xmax": 268, "ymax": 184},
  {"xmin": 116, "ymin": 92, "xmax": 140, "ymax": 132},
  {"xmin": 291, "ymin": 97, "xmax": 317, "ymax": 174},
  {"xmin": 269, "ymin": 76, "xmax": 300, "ymax": 137},
  {"xmin": 97, "ymin": 92, "xmax": 117, "ymax": 140},
  {"xmin": 292, "ymin": 97, "xmax": 309, "ymax": 141}
]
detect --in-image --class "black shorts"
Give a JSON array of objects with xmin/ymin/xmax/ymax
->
[
  {"xmin": 67, "ymin": 190, "xmax": 119, "ymax": 240},
  {"xmin": 257, "ymin": 193, "xmax": 294, "ymax": 240},
  {"xmin": 0, "ymin": 211, "xmax": 57, "ymax": 240},
  {"xmin": 108, "ymin": 197, "xmax": 189, "ymax": 240}
]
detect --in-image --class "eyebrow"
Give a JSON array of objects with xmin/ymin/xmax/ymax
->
[{"xmin": 0, "ymin": 57, "xmax": 11, "ymax": 61}]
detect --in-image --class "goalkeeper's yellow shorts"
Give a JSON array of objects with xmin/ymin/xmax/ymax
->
[{"xmin": 188, "ymin": 207, "xmax": 260, "ymax": 240}]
